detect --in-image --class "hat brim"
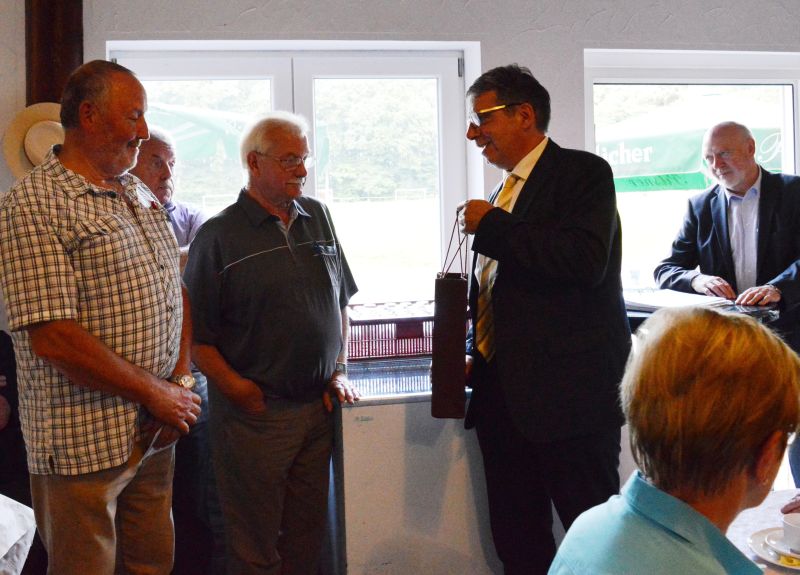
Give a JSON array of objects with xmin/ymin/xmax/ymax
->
[{"xmin": 3, "ymin": 102, "xmax": 64, "ymax": 180}]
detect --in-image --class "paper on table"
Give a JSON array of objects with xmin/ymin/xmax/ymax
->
[
  {"xmin": 0, "ymin": 493, "xmax": 35, "ymax": 575},
  {"xmin": 624, "ymin": 288, "xmax": 731, "ymax": 312}
]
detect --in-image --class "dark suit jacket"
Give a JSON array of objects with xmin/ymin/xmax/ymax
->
[
  {"xmin": 465, "ymin": 139, "xmax": 631, "ymax": 442},
  {"xmin": 654, "ymin": 168, "xmax": 800, "ymax": 351}
]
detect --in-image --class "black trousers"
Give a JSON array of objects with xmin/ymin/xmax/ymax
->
[{"xmin": 471, "ymin": 369, "xmax": 621, "ymax": 575}]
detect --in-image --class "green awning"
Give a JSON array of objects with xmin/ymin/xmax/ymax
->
[
  {"xmin": 145, "ymin": 103, "xmax": 248, "ymax": 165},
  {"xmin": 596, "ymin": 127, "xmax": 784, "ymax": 192}
]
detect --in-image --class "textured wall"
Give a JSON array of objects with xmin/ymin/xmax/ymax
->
[
  {"xmin": 83, "ymin": 0, "xmax": 800, "ymax": 147},
  {"xmin": 4, "ymin": 0, "xmax": 800, "ymax": 184}
]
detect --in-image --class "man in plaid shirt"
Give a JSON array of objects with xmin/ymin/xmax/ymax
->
[{"xmin": 0, "ymin": 60, "xmax": 201, "ymax": 575}]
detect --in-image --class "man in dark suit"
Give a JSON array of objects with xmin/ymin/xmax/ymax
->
[
  {"xmin": 654, "ymin": 120, "xmax": 800, "ymax": 483},
  {"xmin": 457, "ymin": 64, "xmax": 631, "ymax": 575},
  {"xmin": 654, "ymin": 121, "xmax": 800, "ymax": 351}
]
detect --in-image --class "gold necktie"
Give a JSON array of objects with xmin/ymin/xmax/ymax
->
[{"xmin": 475, "ymin": 174, "xmax": 518, "ymax": 361}]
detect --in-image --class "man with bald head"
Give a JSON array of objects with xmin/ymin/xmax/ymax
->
[
  {"xmin": 655, "ymin": 120, "xmax": 800, "ymax": 481},
  {"xmin": 0, "ymin": 60, "xmax": 201, "ymax": 574},
  {"xmin": 655, "ymin": 121, "xmax": 800, "ymax": 346}
]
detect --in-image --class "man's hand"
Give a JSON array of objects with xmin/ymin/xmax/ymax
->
[
  {"xmin": 145, "ymin": 381, "xmax": 202, "ymax": 435},
  {"xmin": 782, "ymin": 493, "xmax": 800, "ymax": 514},
  {"xmin": 458, "ymin": 200, "xmax": 495, "ymax": 235},
  {"xmin": 152, "ymin": 425, "xmax": 182, "ymax": 449},
  {"xmin": 140, "ymin": 417, "xmax": 182, "ymax": 449},
  {"xmin": 690, "ymin": 274, "xmax": 737, "ymax": 299},
  {"xmin": 736, "ymin": 284, "xmax": 781, "ymax": 306},
  {"xmin": 231, "ymin": 378, "xmax": 267, "ymax": 416},
  {"xmin": 192, "ymin": 342, "xmax": 266, "ymax": 416},
  {"xmin": 323, "ymin": 370, "xmax": 360, "ymax": 412}
]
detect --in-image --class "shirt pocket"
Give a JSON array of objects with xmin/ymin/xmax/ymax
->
[
  {"xmin": 313, "ymin": 241, "xmax": 341, "ymax": 289},
  {"xmin": 67, "ymin": 215, "xmax": 155, "ymax": 282},
  {"xmin": 63, "ymin": 216, "xmax": 120, "ymax": 254}
]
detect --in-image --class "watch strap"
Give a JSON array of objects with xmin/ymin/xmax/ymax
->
[{"xmin": 170, "ymin": 374, "xmax": 196, "ymax": 389}]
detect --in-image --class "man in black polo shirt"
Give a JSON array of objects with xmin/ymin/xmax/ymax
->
[{"xmin": 183, "ymin": 111, "xmax": 360, "ymax": 575}]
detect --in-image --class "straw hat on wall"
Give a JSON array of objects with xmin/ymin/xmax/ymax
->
[{"xmin": 3, "ymin": 102, "xmax": 64, "ymax": 179}]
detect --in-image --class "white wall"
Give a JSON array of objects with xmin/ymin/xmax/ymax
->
[
  {"xmin": 0, "ymin": 0, "xmax": 26, "ymax": 191},
  {"xmin": 83, "ymin": 0, "xmax": 800, "ymax": 152},
  {"xmin": 3, "ymin": 1, "xmax": 800, "ymax": 186}
]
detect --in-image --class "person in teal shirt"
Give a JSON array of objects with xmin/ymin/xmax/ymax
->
[{"xmin": 550, "ymin": 306, "xmax": 800, "ymax": 575}]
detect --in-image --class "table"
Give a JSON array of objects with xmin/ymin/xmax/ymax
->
[{"xmin": 728, "ymin": 489, "xmax": 800, "ymax": 574}]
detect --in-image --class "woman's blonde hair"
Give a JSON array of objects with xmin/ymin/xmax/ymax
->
[{"xmin": 622, "ymin": 306, "xmax": 800, "ymax": 496}]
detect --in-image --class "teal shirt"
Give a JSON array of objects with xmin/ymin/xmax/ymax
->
[{"xmin": 548, "ymin": 472, "xmax": 762, "ymax": 575}]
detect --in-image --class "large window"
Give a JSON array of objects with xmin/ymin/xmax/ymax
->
[
  {"xmin": 585, "ymin": 50, "xmax": 799, "ymax": 289},
  {"xmin": 141, "ymin": 79, "xmax": 272, "ymax": 213},
  {"xmin": 594, "ymin": 83, "xmax": 794, "ymax": 288},
  {"xmin": 111, "ymin": 43, "xmax": 479, "ymax": 304},
  {"xmin": 307, "ymin": 76, "xmax": 440, "ymax": 302}
]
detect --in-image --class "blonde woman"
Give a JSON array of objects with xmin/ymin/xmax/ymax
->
[{"xmin": 550, "ymin": 307, "xmax": 800, "ymax": 575}]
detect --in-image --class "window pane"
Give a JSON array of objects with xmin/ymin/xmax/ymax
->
[
  {"xmin": 141, "ymin": 79, "xmax": 272, "ymax": 213},
  {"xmin": 312, "ymin": 78, "xmax": 441, "ymax": 304},
  {"xmin": 593, "ymin": 84, "xmax": 794, "ymax": 288}
]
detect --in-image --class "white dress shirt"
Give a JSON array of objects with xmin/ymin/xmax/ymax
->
[{"xmin": 725, "ymin": 172, "xmax": 761, "ymax": 292}]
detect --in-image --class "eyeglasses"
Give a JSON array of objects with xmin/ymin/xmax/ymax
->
[
  {"xmin": 255, "ymin": 152, "xmax": 315, "ymax": 171},
  {"xmin": 467, "ymin": 102, "xmax": 523, "ymax": 128}
]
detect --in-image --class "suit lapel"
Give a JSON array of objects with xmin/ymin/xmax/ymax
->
[
  {"xmin": 511, "ymin": 139, "xmax": 559, "ymax": 216},
  {"xmin": 710, "ymin": 185, "xmax": 737, "ymax": 289},
  {"xmin": 472, "ymin": 143, "xmax": 555, "ymax": 295},
  {"xmin": 757, "ymin": 168, "xmax": 778, "ymax": 283}
]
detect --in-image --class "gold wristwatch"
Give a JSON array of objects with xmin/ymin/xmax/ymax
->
[{"xmin": 170, "ymin": 374, "xmax": 196, "ymax": 390}]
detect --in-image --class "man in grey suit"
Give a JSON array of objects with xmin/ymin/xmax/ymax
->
[{"xmin": 458, "ymin": 64, "xmax": 631, "ymax": 574}]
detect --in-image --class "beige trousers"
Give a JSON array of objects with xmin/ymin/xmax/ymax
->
[{"xmin": 30, "ymin": 437, "xmax": 175, "ymax": 575}]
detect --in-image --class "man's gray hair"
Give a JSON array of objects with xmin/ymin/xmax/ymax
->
[
  {"xmin": 240, "ymin": 111, "xmax": 310, "ymax": 168},
  {"xmin": 146, "ymin": 126, "xmax": 177, "ymax": 150}
]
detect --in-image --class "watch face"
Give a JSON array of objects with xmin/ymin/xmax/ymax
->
[{"xmin": 175, "ymin": 375, "xmax": 196, "ymax": 390}]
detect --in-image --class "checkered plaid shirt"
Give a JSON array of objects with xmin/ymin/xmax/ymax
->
[{"xmin": 0, "ymin": 148, "xmax": 183, "ymax": 475}]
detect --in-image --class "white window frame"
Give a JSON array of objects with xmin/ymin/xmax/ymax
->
[
  {"xmin": 108, "ymin": 40, "xmax": 483, "ymax": 270},
  {"xmin": 292, "ymin": 54, "xmax": 467, "ymax": 226},
  {"xmin": 107, "ymin": 50, "xmax": 294, "ymax": 110}
]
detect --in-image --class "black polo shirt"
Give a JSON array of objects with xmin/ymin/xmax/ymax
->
[{"xmin": 184, "ymin": 190, "xmax": 358, "ymax": 401}]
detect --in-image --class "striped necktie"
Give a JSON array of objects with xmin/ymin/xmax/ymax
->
[{"xmin": 475, "ymin": 174, "xmax": 519, "ymax": 361}]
